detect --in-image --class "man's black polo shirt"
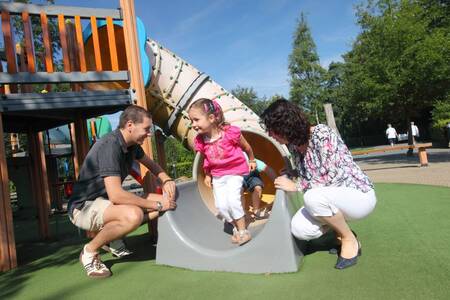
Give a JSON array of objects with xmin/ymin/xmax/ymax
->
[{"xmin": 68, "ymin": 129, "xmax": 144, "ymax": 216}]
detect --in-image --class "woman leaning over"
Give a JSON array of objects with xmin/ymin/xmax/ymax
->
[{"xmin": 260, "ymin": 98, "xmax": 376, "ymax": 269}]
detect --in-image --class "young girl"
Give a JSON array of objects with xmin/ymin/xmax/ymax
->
[{"xmin": 188, "ymin": 98, "xmax": 257, "ymax": 245}]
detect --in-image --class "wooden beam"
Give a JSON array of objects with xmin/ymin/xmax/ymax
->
[
  {"xmin": 90, "ymin": 16, "xmax": 102, "ymax": 71},
  {"xmin": 1, "ymin": 11, "xmax": 18, "ymax": 92},
  {"xmin": 74, "ymin": 15, "xmax": 87, "ymax": 72},
  {"xmin": 40, "ymin": 12, "xmax": 54, "ymax": 73},
  {"xmin": 0, "ymin": 113, "xmax": 17, "ymax": 271},
  {"xmin": 28, "ymin": 132, "xmax": 51, "ymax": 239},
  {"xmin": 120, "ymin": 0, "xmax": 158, "ymax": 239},
  {"xmin": 58, "ymin": 14, "xmax": 70, "ymax": 72},
  {"xmin": 120, "ymin": 0, "xmax": 154, "ymax": 162},
  {"xmin": 106, "ymin": 17, "xmax": 119, "ymax": 72},
  {"xmin": 22, "ymin": 11, "xmax": 36, "ymax": 73}
]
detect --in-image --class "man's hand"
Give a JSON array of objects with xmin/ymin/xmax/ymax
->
[
  {"xmin": 274, "ymin": 176, "xmax": 298, "ymax": 192},
  {"xmin": 204, "ymin": 175, "xmax": 212, "ymax": 188},
  {"xmin": 249, "ymin": 161, "xmax": 257, "ymax": 172},
  {"xmin": 160, "ymin": 194, "xmax": 177, "ymax": 211}
]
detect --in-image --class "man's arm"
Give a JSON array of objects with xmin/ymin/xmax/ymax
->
[
  {"xmin": 138, "ymin": 154, "xmax": 176, "ymax": 200},
  {"xmin": 104, "ymin": 176, "xmax": 163, "ymax": 211}
]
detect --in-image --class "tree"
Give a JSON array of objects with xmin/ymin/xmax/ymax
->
[
  {"xmin": 288, "ymin": 13, "xmax": 326, "ymax": 121},
  {"xmin": 231, "ymin": 85, "xmax": 271, "ymax": 116},
  {"xmin": 340, "ymin": 0, "xmax": 450, "ymax": 138}
]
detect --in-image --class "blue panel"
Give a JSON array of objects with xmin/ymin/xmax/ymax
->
[{"xmin": 82, "ymin": 17, "xmax": 151, "ymax": 87}]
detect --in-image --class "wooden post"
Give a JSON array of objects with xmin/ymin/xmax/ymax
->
[
  {"xmin": 323, "ymin": 103, "xmax": 340, "ymax": 137},
  {"xmin": 418, "ymin": 146, "xmax": 429, "ymax": 167},
  {"xmin": 0, "ymin": 115, "xmax": 17, "ymax": 271},
  {"xmin": 121, "ymin": 0, "xmax": 159, "ymax": 239},
  {"xmin": 63, "ymin": 17, "xmax": 90, "ymax": 173},
  {"xmin": 120, "ymin": 0, "xmax": 155, "ymax": 183},
  {"xmin": 28, "ymin": 132, "xmax": 51, "ymax": 239}
]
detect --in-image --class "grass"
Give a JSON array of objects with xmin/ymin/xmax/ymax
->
[{"xmin": 1, "ymin": 183, "xmax": 449, "ymax": 300}]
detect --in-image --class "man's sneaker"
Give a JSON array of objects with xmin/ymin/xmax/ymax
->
[
  {"xmin": 101, "ymin": 239, "xmax": 133, "ymax": 258},
  {"xmin": 79, "ymin": 246, "xmax": 111, "ymax": 278}
]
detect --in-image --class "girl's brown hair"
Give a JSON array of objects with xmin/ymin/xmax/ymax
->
[{"xmin": 189, "ymin": 98, "xmax": 228, "ymax": 128}]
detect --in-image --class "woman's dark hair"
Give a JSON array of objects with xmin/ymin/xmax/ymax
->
[
  {"xmin": 119, "ymin": 105, "xmax": 152, "ymax": 128},
  {"xmin": 260, "ymin": 98, "xmax": 311, "ymax": 146}
]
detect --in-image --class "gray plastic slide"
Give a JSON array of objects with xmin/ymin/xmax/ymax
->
[{"xmin": 156, "ymin": 181, "xmax": 303, "ymax": 274}]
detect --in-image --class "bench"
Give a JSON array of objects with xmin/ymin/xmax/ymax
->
[{"xmin": 351, "ymin": 143, "xmax": 433, "ymax": 167}]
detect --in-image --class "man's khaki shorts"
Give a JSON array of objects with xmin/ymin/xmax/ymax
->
[{"xmin": 70, "ymin": 197, "xmax": 111, "ymax": 231}]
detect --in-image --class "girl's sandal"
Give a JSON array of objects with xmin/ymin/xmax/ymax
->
[{"xmin": 254, "ymin": 209, "xmax": 270, "ymax": 220}]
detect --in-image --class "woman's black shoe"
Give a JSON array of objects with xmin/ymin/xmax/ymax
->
[
  {"xmin": 335, "ymin": 255, "xmax": 358, "ymax": 269},
  {"xmin": 334, "ymin": 240, "xmax": 361, "ymax": 270}
]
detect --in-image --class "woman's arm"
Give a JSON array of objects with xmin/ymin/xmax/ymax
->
[{"xmin": 274, "ymin": 176, "xmax": 298, "ymax": 192}]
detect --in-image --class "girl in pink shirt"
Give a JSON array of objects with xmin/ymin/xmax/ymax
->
[{"xmin": 188, "ymin": 98, "xmax": 256, "ymax": 245}]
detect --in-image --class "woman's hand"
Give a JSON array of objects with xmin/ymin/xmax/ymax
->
[
  {"xmin": 204, "ymin": 175, "xmax": 212, "ymax": 188},
  {"xmin": 249, "ymin": 161, "xmax": 257, "ymax": 172},
  {"xmin": 162, "ymin": 179, "xmax": 176, "ymax": 201},
  {"xmin": 274, "ymin": 176, "xmax": 298, "ymax": 192}
]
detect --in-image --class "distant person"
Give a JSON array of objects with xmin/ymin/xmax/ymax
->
[
  {"xmin": 411, "ymin": 122, "xmax": 420, "ymax": 143},
  {"xmin": 68, "ymin": 106, "xmax": 177, "ymax": 278},
  {"xmin": 242, "ymin": 154, "xmax": 277, "ymax": 220},
  {"xmin": 260, "ymin": 98, "xmax": 376, "ymax": 270},
  {"xmin": 385, "ymin": 124, "xmax": 398, "ymax": 147},
  {"xmin": 446, "ymin": 122, "xmax": 450, "ymax": 147},
  {"xmin": 189, "ymin": 98, "xmax": 256, "ymax": 246}
]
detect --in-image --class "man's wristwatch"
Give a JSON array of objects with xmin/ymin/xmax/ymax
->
[{"xmin": 156, "ymin": 201, "xmax": 163, "ymax": 211}]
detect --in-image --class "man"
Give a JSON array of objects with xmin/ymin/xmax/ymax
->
[
  {"xmin": 411, "ymin": 121, "xmax": 420, "ymax": 143},
  {"xmin": 385, "ymin": 124, "xmax": 398, "ymax": 147},
  {"xmin": 68, "ymin": 106, "xmax": 177, "ymax": 278}
]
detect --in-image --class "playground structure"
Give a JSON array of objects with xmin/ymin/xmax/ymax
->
[{"xmin": 0, "ymin": 1, "xmax": 302, "ymax": 273}]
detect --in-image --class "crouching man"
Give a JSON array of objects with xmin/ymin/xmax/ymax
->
[{"xmin": 68, "ymin": 106, "xmax": 176, "ymax": 278}]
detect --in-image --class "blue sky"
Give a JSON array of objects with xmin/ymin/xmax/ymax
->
[
  {"xmin": 30, "ymin": 0, "xmax": 362, "ymax": 129},
  {"xmin": 51, "ymin": 0, "xmax": 361, "ymax": 99}
]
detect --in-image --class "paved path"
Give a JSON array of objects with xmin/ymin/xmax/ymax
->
[{"xmin": 354, "ymin": 148, "xmax": 450, "ymax": 188}]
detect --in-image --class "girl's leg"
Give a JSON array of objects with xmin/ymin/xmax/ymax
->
[
  {"xmin": 226, "ymin": 175, "xmax": 245, "ymax": 230},
  {"xmin": 212, "ymin": 176, "xmax": 233, "ymax": 223},
  {"xmin": 227, "ymin": 175, "xmax": 251, "ymax": 244}
]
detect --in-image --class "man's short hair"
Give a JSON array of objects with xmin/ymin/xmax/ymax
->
[{"xmin": 119, "ymin": 105, "xmax": 152, "ymax": 129}]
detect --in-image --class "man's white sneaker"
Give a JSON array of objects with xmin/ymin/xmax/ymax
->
[
  {"xmin": 101, "ymin": 239, "xmax": 133, "ymax": 258},
  {"xmin": 80, "ymin": 245, "xmax": 111, "ymax": 278}
]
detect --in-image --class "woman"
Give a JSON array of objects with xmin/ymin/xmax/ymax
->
[{"xmin": 260, "ymin": 99, "xmax": 376, "ymax": 269}]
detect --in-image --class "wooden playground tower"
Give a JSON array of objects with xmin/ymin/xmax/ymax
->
[{"xmin": 0, "ymin": 0, "xmax": 154, "ymax": 271}]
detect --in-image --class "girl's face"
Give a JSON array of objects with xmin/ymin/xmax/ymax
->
[{"xmin": 188, "ymin": 107, "xmax": 215, "ymax": 135}]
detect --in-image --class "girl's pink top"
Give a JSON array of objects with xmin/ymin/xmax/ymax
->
[{"xmin": 194, "ymin": 125, "xmax": 249, "ymax": 177}]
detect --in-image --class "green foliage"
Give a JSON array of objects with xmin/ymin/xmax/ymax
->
[
  {"xmin": 230, "ymin": 86, "xmax": 273, "ymax": 116},
  {"xmin": 164, "ymin": 136, "xmax": 195, "ymax": 179},
  {"xmin": 336, "ymin": 0, "xmax": 450, "ymax": 140},
  {"xmin": 288, "ymin": 13, "xmax": 326, "ymax": 122},
  {"xmin": 430, "ymin": 100, "xmax": 450, "ymax": 144}
]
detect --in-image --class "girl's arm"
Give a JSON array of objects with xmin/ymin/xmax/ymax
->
[{"xmin": 240, "ymin": 135, "xmax": 257, "ymax": 171}]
